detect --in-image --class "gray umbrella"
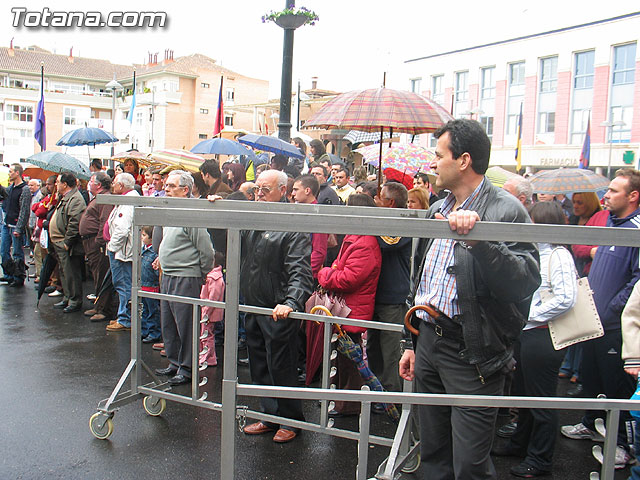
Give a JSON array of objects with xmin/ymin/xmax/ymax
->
[{"xmin": 27, "ymin": 151, "xmax": 91, "ymax": 180}]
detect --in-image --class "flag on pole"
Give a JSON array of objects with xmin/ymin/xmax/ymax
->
[
  {"xmin": 579, "ymin": 117, "xmax": 591, "ymax": 169},
  {"xmin": 213, "ymin": 76, "xmax": 224, "ymax": 137},
  {"xmin": 34, "ymin": 64, "xmax": 46, "ymax": 151},
  {"xmin": 127, "ymin": 70, "xmax": 137, "ymax": 124},
  {"xmin": 515, "ymin": 102, "xmax": 523, "ymax": 172}
]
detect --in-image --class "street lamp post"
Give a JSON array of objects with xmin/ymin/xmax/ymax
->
[
  {"xmin": 106, "ymin": 75, "xmax": 123, "ymax": 157},
  {"xmin": 601, "ymin": 119, "xmax": 627, "ymax": 178}
]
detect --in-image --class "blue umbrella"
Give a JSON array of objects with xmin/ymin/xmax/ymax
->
[
  {"xmin": 190, "ymin": 138, "xmax": 256, "ymax": 159},
  {"xmin": 56, "ymin": 127, "xmax": 118, "ymax": 147},
  {"xmin": 237, "ymin": 134, "xmax": 304, "ymax": 159},
  {"xmin": 27, "ymin": 151, "xmax": 92, "ymax": 180}
]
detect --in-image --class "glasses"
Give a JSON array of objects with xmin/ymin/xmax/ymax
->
[
  {"xmin": 254, "ymin": 185, "xmax": 273, "ymax": 194},
  {"xmin": 164, "ymin": 183, "xmax": 183, "ymax": 189}
]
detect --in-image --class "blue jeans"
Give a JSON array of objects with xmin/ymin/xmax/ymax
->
[
  {"xmin": 1, "ymin": 224, "xmax": 25, "ymax": 283},
  {"xmin": 141, "ymin": 297, "xmax": 161, "ymax": 339},
  {"xmin": 108, "ymin": 251, "xmax": 132, "ymax": 327}
]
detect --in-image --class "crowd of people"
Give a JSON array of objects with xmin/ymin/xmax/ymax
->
[{"xmin": 2, "ymin": 118, "xmax": 640, "ymax": 479}]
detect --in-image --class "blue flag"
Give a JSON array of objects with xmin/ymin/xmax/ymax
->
[
  {"xmin": 34, "ymin": 65, "xmax": 46, "ymax": 151},
  {"xmin": 579, "ymin": 117, "xmax": 590, "ymax": 169},
  {"xmin": 127, "ymin": 71, "xmax": 136, "ymax": 124}
]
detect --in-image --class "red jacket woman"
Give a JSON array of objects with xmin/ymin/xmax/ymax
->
[{"xmin": 317, "ymin": 234, "xmax": 382, "ymax": 333}]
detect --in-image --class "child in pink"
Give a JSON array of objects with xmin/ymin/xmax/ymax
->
[{"xmin": 199, "ymin": 254, "xmax": 225, "ymax": 367}]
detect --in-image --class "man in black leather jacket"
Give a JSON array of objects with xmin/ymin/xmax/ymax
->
[
  {"xmin": 239, "ymin": 169, "xmax": 314, "ymax": 444},
  {"xmin": 399, "ymin": 119, "xmax": 540, "ymax": 480}
]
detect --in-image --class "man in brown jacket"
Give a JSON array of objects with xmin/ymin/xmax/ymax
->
[
  {"xmin": 49, "ymin": 172, "xmax": 86, "ymax": 313},
  {"xmin": 79, "ymin": 171, "xmax": 115, "ymax": 321}
]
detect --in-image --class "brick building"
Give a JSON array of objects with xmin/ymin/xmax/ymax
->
[{"xmin": 0, "ymin": 45, "xmax": 269, "ymax": 164}]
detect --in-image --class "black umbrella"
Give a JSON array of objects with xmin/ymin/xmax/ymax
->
[
  {"xmin": 95, "ymin": 267, "xmax": 113, "ymax": 304},
  {"xmin": 36, "ymin": 253, "xmax": 58, "ymax": 307}
]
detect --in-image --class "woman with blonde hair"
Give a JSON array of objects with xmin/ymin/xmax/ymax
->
[{"xmin": 407, "ymin": 187, "xmax": 429, "ymax": 210}]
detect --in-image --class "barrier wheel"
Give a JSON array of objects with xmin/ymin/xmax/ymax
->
[
  {"xmin": 143, "ymin": 396, "xmax": 166, "ymax": 416},
  {"xmin": 401, "ymin": 453, "xmax": 420, "ymax": 474},
  {"xmin": 89, "ymin": 412, "xmax": 114, "ymax": 440}
]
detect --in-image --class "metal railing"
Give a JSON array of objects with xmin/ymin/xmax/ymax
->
[{"xmin": 92, "ymin": 195, "xmax": 640, "ymax": 480}]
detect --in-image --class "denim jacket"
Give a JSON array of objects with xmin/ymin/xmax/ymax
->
[{"xmin": 141, "ymin": 244, "xmax": 159, "ymax": 288}]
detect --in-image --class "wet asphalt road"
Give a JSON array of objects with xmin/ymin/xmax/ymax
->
[{"xmin": 0, "ymin": 274, "xmax": 633, "ymax": 480}]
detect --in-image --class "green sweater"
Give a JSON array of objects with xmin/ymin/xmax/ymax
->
[{"xmin": 158, "ymin": 226, "xmax": 214, "ymax": 278}]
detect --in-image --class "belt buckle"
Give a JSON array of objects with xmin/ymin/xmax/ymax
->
[{"xmin": 434, "ymin": 324, "xmax": 443, "ymax": 337}]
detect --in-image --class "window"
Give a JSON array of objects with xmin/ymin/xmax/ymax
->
[
  {"xmin": 63, "ymin": 107, "xmax": 78, "ymax": 125},
  {"xmin": 509, "ymin": 62, "xmax": 525, "ymax": 86},
  {"xmin": 201, "ymin": 82, "xmax": 210, "ymax": 88},
  {"xmin": 481, "ymin": 67, "xmax": 495, "ymax": 99},
  {"xmin": 226, "ymin": 88, "xmax": 235, "ymax": 101},
  {"xmin": 540, "ymin": 57, "xmax": 558, "ymax": 92},
  {"xmin": 224, "ymin": 114, "xmax": 233, "ymax": 127},
  {"xmin": 5, "ymin": 104, "xmax": 33, "ymax": 122},
  {"xmin": 199, "ymin": 134, "xmax": 208, "ymax": 139},
  {"xmin": 506, "ymin": 62, "xmax": 525, "ymax": 136},
  {"xmin": 538, "ymin": 112, "xmax": 555, "ymax": 133},
  {"xmin": 5, "ymin": 127, "xmax": 33, "ymax": 145},
  {"xmin": 410, "ymin": 78, "xmax": 422, "ymax": 94},
  {"xmin": 480, "ymin": 116, "xmax": 494, "ymax": 139},
  {"xmin": 431, "ymin": 75, "xmax": 444, "ymax": 105},
  {"xmin": 136, "ymin": 111, "xmax": 144, "ymax": 127},
  {"xmin": 455, "ymin": 71, "xmax": 468, "ymax": 101},
  {"xmin": 200, "ymin": 108, "xmax": 209, "ymax": 114},
  {"xmin": 574, "ymin": 50, "xmax": 595, "ymax": 89},
  {"xmin": 613, "ymin": 43, "xmax": 637, "ymax": 85}
]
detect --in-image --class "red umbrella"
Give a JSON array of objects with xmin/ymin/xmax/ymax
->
[{"xmin": 304, "ymin": 87, "xmax": 452, "ymax": 190}]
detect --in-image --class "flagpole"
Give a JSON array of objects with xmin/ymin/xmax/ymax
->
[{"xmin": 39, "ymin": 64, "xmax": 44, "ymax": 151}]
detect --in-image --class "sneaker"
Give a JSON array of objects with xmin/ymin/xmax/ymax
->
[
  {"xmin": 44, "ymin": 285, "xmax": 56, "ymax": 294},
  {"xmin": 48, "ymin": 289, "xmax": 63, "ymax": 297},
  {"xmin": 87, "ymin": 293, "xmax": 97, "ymax": 301},
  {"xmin": 593, "ymin": 445, "xmax": 635, "ymax": 469},
  {"xmin": 560, "ymin": 423, "xmax": 604, "ymax": 442}
]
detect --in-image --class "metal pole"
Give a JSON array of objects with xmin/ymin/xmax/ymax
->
[
  {"xmin": 151, "ymin": 89, "xmax": 155, "ymax": 151},
  {"xmin": 111, "ymin": 89, "xmax": 116, "ymax": 157},
  {"xmin": 607, "ymin": 125, "xmax": 613, "ymax": 179},
  {"xmin": 277, "ymin": 0, "xmax": 295, "ymax": 143},
  {"xmin": 220, "ymin": 229, "xmax": 241, "ymax": 480}
]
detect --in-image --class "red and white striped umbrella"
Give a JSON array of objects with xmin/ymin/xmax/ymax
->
[
  {"xmin": 304, "ymin": 88, "xmax": 453, "ymax": 134},
  {"xmin": 147, "ymin": 149, "xmax": 205, "ymax": 173}
]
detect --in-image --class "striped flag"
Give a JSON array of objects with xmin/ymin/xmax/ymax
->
[
  {"xmin": 34, "ymin": 64, "xmax": 46, "ymax": 151},
  {"xmin": 579, "ymin": 117, "xmax": 591, "ymax": 169},
  {"xmin": 515, "ymin": 102, "xmax": 523, "ymax": 172},
  {"xmin": 213, "ymin": 76, "xmax": 224, "ymax": 137}
]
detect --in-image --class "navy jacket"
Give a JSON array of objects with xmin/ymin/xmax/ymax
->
[
  {"xmin": 375, "ymin": 235, "xmax": 412, "ymax": 304},
  {"xmin": 588, "ymin": 208, "xmax": 640, "ymax": 331}
]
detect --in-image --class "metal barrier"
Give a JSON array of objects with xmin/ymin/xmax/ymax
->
[{"xmin": 91, "ymin": 195, "xmax": 640, "ymax": 480}]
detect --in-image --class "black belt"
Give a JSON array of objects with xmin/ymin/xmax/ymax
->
[
  {"xmin": 81, "ymin": 234, "xmax": 97, "ymax": 240},
  {"xmin": 421, "ymin": 305, "xmax": 464, "ymax": 343}
]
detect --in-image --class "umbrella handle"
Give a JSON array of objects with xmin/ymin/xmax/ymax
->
[
  {"xmin": 404, "ymin": 304, "xmax": 441, "ymax": 336},
  {"xmin": 309, "ymin": 305, "xmax": 333, "ymax": 326}
]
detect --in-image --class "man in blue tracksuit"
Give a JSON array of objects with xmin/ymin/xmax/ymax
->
[{"xmin": 561, "ymin": 168, "xmax": 640, "ymax": 469}]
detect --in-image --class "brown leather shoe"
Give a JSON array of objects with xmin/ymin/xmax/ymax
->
[
  {"xmin": 84, "ymin": 309, "xmax": 97, "ymax": 317},
  {"xmin": 273, "ymin": 428, "xmax": 297, "ymax": 443},
  {"xmin": 243, "ymin": 422, "xmax": 274, "ymax": 435},
  {"xmin": 90, "ymin": 313, "xmax": 107, "ymax": 322},
  {"xmin": 106, "ymin": 322, "xmax": 131, "ymax": 332}
]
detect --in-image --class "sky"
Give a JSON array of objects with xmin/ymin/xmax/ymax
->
[{"xmin": 2, "ymin": 1, "xmax": 639, "ymax": 98}]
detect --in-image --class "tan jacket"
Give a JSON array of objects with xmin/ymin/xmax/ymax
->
[{"xmin": 53, "ymin": 187, "xmax": 87, "ymax": 256}]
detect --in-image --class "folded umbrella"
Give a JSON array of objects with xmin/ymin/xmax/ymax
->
[{"xmin": 36, "ymin": 253, "xmax": 58, "ymax": 307}]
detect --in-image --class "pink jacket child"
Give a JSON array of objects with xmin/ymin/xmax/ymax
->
[{"xmin": 199, "ymin": 265, "xmax": 225, "ymax": 367}]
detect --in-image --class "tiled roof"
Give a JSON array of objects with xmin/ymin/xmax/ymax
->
[
  {"xmin": 0, "ymin": 46, "xmax": 133, "ymax": 82},
  {"xmin": 0, "ymin": 47, "xmax": 260, "ymax": 84}
]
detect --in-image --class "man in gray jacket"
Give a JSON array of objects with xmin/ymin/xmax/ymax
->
[
  {"xmin": 156, "ymin": 170, "xmax": 214, "ymax": 386},
  {"xmin": 399, "ymin": 120, "xmax": 540, "ymax": 480}
]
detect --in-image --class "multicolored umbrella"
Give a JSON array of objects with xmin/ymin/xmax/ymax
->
[
  {"xmin": 304, "ymin": 88, "xmax": 453, "ymax": 134},
  {"xmin": 27, "ymin": 151, "xmax": 92, "ymax": 180},
  {"xmin": 112, "ymin": 150, "xmax": 150, "ymax": 163},
  {"xmin": 486, "ymin": 166, "xmax": 519, "ymax": 188},
  {"xmin": 357, "ymin": 143, "xmax": 435, "ymax": 174},
  {"xmin": 343, "ymin": 130, "xmax": 393, "ymax": 144},
  {"xmin": 147, "ymin": 149, "xmax": 205, "ymax": 173},
  {"xmin": 529, "ymin": 168, "xmax": 610, "ymax": 194}
]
